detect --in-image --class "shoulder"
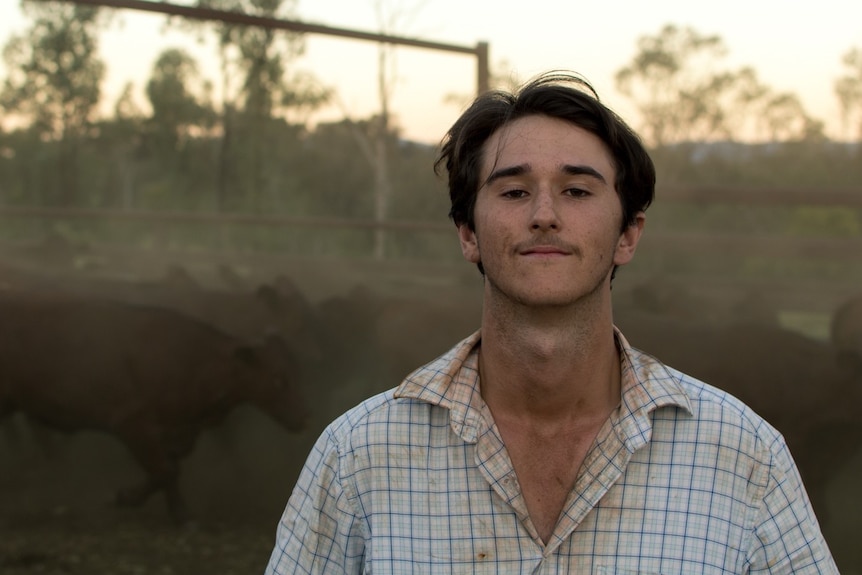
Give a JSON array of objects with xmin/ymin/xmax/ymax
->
[
  {"xmin": 676, "ymin": 362, "xmax": 783, "ymax": 445},
  {"xmin": 323, "ymin": 388, "xmax": 445, "ymax": 460},
  {"xmin": 642, "ymin": 353, "xmax": 797, "ymax": 483},
  {"xmin": 623, "ymin": 352, "xmax": 835, "ymax": 572},
  {"xmin": 623, "ymin": 343, "xmax": 790, "ymax": 468}
]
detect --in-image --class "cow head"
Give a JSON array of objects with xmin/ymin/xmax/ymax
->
[
  {"xmin": 254, "ymin": 279, "xmax": 324, "ymax": 365},
  {"xmin": 836, "ymin": 347, "xmax": 862, "ymax": 379},
  {"xmin": 233, "ymin": 333, "xmax": 308, "ymax": 432}
]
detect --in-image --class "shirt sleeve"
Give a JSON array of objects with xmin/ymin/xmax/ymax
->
[
  {"xmin": 264, "ymin": 426, "xmax": 366, "ymax": 575},
  {"xmin": 747, "ymin": 436, "xmax": 839, "ymax": 574}
]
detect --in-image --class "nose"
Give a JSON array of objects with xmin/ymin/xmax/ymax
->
[{"xmin": 530, "ymin": 191, "xmax": 559, "ymax": 231}]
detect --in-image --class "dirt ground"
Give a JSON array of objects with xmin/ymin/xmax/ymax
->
[{"xmin": 1, "ymin": 408, "xmax": 321, "ymax": 575}]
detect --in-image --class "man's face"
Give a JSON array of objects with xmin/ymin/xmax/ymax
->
[{"xmin": 457, "ymin": 114, "xmax": 644, "ymax": 308}]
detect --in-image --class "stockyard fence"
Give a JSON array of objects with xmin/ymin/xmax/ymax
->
[
  {"xmin": 1, "ymin": 184, "xmax": 861, "ymax": 325},
  {"xmin": 631, "ymin": 185, "xmax": 862, "ymax": 331},
  {"xmin": 54, "ymin": 0, "xmax": 491, "ymax": 92},
  {"xmin": 2, "ymin": 0, "xmax": 860, "ymax": 337}
]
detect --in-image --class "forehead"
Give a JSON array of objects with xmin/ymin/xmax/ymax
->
[{"xmin": 480, "ymin": 114, "xmax": 615, "ymax": 182}]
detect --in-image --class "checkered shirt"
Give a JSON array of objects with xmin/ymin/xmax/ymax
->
[{"xmin": 265, "ymin": 329, "xmax": 838, "ymax": 574}]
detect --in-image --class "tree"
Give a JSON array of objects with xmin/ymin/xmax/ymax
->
[
  {"xmin": 754, "ymin": 93, "xmax": 824, "ymax": 142},
  {"xmin": 137, "ymin": 48, "xmax": 217, "ymax": 209},
  {"xmin": 336, "ymin": 0, "xmax": 429, "ymax": 259},
  {"xmin": 615, "ymin": 24, "xmax": 822, "ymax": 146},
  {"xmin": 146, "ymin": 48, "xmax": 215, "ymax": 150},
  {"xmin": 615, "ymin": 25, "xmax": 728, "ymax": 146},
  {"xmin": 835, "ymin": 47, "xmax": 862, "ymax": 140},
  {"xmin": 0, "ymin": 0, "xmax": 108, "ymax": 205},
  {"xmin": 96, "ymin": 82, "xmax": 145, "ymax": 209},
  {"xmin": 182, "ymin": 0, "xmax": 331, "ymax": 210}
]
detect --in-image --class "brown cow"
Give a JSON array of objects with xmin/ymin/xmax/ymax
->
[
  {"xmin": 315, "ymin": 284, "xmax": 482, "ymax": 387},
  {"xmin": 13, "ymin": 264, "xmax": 324, "ymax": 365},
  {"xmin": 0, "ymin": 290, "xmax": 308, "ymax": 522},
  {"xmin": 831, "ymin": 293, "xmax": 862, "ymax": 373}
]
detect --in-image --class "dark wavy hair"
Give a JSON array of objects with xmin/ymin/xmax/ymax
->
[{"xmin": 435, "ymin": 71, "xmax": 655, "ymax": 234}]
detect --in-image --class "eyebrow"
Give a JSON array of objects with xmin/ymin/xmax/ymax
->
[{"xmin": 484, "ymin": 163, "xmax": 607, "ymax": 187}]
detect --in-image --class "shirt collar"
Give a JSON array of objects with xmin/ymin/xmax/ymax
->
[
  {"xmin": 394, "ymin": 328, "xmax": 694, "ymax": 446},
  {"xmin": 394, "ymin": 330, "xmax": 486, "ymax": 442},
  {"xmin": 612, "ymin": 327, "xmax": 694, "ymax": 452}
]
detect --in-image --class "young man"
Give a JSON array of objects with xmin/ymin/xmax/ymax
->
[{"xmin": 265, "ymin": 72, "xmax": 837, "ymax": 574}]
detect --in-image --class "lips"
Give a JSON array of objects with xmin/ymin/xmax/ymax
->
[{"xmin": 520, "ymin": 245, "xmax": 570, "ymax": 256}]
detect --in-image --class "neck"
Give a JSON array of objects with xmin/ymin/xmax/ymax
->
[{"xmin": 478, "ymin": 291, "xmax": 621, "ymax": 424}]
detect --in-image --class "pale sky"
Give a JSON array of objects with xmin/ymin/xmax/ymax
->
[{"xmin": 1, "ymin": 0, "xmax": 861, "ymax": 143}]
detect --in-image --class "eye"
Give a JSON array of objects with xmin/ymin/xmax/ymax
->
[
  {"xmin": 501, "ymin": 188, "xmax": 528, "ymax": 199},
  {"xmin": 564, "ymin": 187, "xmax": 590, "ymax": 198}
]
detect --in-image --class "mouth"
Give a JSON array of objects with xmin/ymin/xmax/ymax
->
[{"xmin": 520, "ymin": 245, "xmax": 571, "ymax": 257}]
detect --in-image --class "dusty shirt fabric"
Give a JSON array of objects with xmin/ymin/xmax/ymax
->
[{"xmin": 265, "ymin": 330, "xmax": 838, "ymax": 575}]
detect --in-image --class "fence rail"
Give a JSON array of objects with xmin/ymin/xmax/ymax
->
[
  {"xmin": 656, "ymin": 185, "xmax": 862, "ymax": 207},
  {"xmin": 3, "ymin": 183, "xmax": 862, "ymax": 261},
  {"xmin": 1, "ymin": 185, "xmax": 860, "ymax": 318},
  {"xmin": 0, "ymin": 205, "xmax": 452, "ymax": 231}
]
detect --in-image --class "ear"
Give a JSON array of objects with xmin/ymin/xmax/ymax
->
[
  {"xmin": 457, "ymin": 224, "xmax": 481, "ymax": 265},
  {"xmin": 613, "ymin": 211, "xmax": 646, "ymax": 266}
]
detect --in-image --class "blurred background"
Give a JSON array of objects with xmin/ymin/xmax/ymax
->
[{"xmin": 0, "ymin": 1, "xmax": 860, "ymax": 573}]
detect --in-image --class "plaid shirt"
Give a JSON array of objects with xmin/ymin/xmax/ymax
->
[{"xmin": 265, "ymin": 330, "xmax": 838, "ymax": 574}]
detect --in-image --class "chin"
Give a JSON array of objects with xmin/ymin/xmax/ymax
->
[{"xmin": 509, "ymin": 289, "xmax": 584, "ymax": 308}]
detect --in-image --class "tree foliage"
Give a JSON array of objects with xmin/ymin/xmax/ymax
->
[
  {"xmin": 178, "ymin": 0, "xmax": 332, "ymax": 209},
  {"xmin": 184, "ymin": 0, "xmax": 331, "ymax": 120},
  {"xmin": 615, "ymin": 24, "xmax": 823, "ymax": 146},
  {"xmin": 146, "ymin": 48, "xmax": 216, "ymax": 147},
  {"xmin": 0, "ymin": 1, "xmax": 106, "ymax": 139},
  {"xmin": 0, "ymin": 1, "xmax": 108, "ymax": 204}
]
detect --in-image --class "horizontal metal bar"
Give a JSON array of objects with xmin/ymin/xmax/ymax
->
[{"xmin": 50, "ymin": 0, "xmax": 483, "ymax": 55}]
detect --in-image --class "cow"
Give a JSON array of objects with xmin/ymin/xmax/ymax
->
[
  {"xmin": 142, "ymin": 272, "xmax": 323, "ymax": 364},
  {"xmin": 622, "ymin": 277, "xmax": 779, "ymax": 327},
  {"xmin": 0, "ymin": 290, "xmax": 308, "ymax": 523},
  {"xmin": 831, "ymin": 293, "xmax": 862, "ymax": 373},
  {"xmin": 315, "ymin": 284, "xmax": 482, "ymax": 385},
  {"xmin": 615, "ymin": 310, "xmax": 862, "ymax": 524},
  {"xmin": 10, "ymin": 263, "xmax": 324, "ymax": 366}
]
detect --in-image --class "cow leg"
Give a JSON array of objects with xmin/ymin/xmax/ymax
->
[
  {"xmin": 117, "ymin": 438, "xmax": 189, "ymax": 524},
  {"xmin": 116, "ymin": 477, "xmax": 159, "ymax": 507},
  {"xmin": 116, "ymin": 478, "xmax": 188, "ymax": 524}
]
